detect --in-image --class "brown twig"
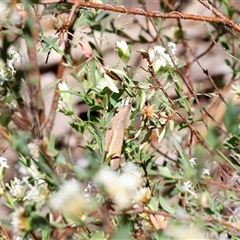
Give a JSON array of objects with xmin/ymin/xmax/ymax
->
[
  {"xmin": 204, "ymin": 178, "xmax": 240, "ymax": 193},
  {"xmin": 39, "ymin": 0, "xmax": 240, "ymax": 35},
  {"xmin": 0, "ymin": 225, "xmax": 11, "ymax": 240},
  {"xmin": 44, "ymin": 58, "xmax": 64, "ymax": 136},
  {"xmin": 0, "ymin": 128, "xmax": 11, "ymax": 142},
  {"xmin": 186, "ymin": 42, "xmax": 226, "ymax": 105},
  {"xmin": 22, "ymin": 3, "xmax": 45, "ymax": 139},
  {"xmin": 198, "ymin": 0, "xmax": 240, "ymax": 39},
  {"xmin": 110, "ymin": 206, "xmax": 240, "ymax": 231},
  {"xmin": 44, "ymin": 5, "xmax": 77, "ymax": 136},
  {"xmin": 137, "ymin": 0, "xmax": 214, "ymax": 155}
]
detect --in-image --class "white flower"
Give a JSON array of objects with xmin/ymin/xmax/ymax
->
[
  {"xmin": 116, "ymin": 40, "xmax": 129, "ymax": 53},
  {"xmin": 135, "ymin": 187, "xmax": 151, "ymax": 204},
  {"xmin": 49, "ymin": 179, "xmax": 96, "ymax": 218},
  {"xmin": 94, "ymin": 167, "xmax": 119, "ymax": 186},
  {"xmin": 14, "ymin": 237, "xmax": 23, "ymax": 240},
  {"xmin": 24, "ymin": 183, "xmax": 48, "ymax": 202},
  {"xmin": 0, "ymin": 60, "xmax": 14, "ymax": 82},
  {"xmin": 28, "ymin": 140, "xmax": 40, "ymax": 160},
  {"xmin": 57, "ymin": 100, "xmax": 73, "ymax": 114},
  {"xmin": 168, "ymin": 42, "xmax": 177, "ymax": 55},
  {"xmin": 189, "ymin": 158, "xmax": 196, "ymax": 167},
  {"xmin": 6, "ymin": 177, "xmax": 25, "ymax": 198},
  {"xmin": 0, "ymin": 156, "xmax": 9, "ymax": 168},
  {"xmin": 21, "ymin": 176, "xmax": 48, "ymax": 202},
  {"xmin": 7, "ymin": 46, "xmax": 21, "ymax": 72},
  {"xmin": 0, "ymin": 46, "xmax": 21, "ymax": 84},
  {"xmin": 201, "ymin": 168, "xmax": 210, "ymax": 177},
  {"xmin": 49, "ymin": 179, "xmax": 80, "ymax": 210},
  {"xmin": 148, "ymin": 43, "xmax": 178, "ymax": 71},
  {"xmin": 95, "ymin": 163, "xmax": 143, "ymax": 209},
  {"xmin": 231, "ymin": 83, "xmax": 240, "ymax": 99},
  {"xmin": 58, "ymin": 82, "xmax": 71, "ymax": 102},
  {"xmin": 182, "ymin": 181, "xmax": 197, "ymax": 198},
  {"xmin": 7, "ymin": 168, "xmax": 47, "ymax": 202},
  {"xmin": 116, "ymin": 40, "xmax": 131, "ymax": 62},
  {"xmin": 11, "ymin": 207, "xmax": 25, "ymax": 233}
]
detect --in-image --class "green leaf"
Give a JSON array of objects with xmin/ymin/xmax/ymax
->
[
  {"xmin": 157, "ymin": 127, "xmax": 166, "ymax": 143},
  {"xmin": 158, "ymin": 166, "xmax": 178, "ymax": 179},
  {"xmin": 31, "ymin": 213, "xmax": 50, "ymax": 230},
  {"xmin": 149, "ymin": 197, "xmax": 158, "ymax": 211},
  {"xmin": 11, "ymin": 132, "xmax": 31, "ymax": 156},
  {"xmin": 159, "ymin": 196, "xmax": 174, "ymax": 214},
  {"xmin": 42, "ymin": 230, "xmax": 50, "ymax": 240},
  {"xmin": 110, "ymin": 224, "xmax": 131, "ymax": 240},
  {"xmin": 91, "ymin": 231, "xmax": 106, "ymax": 240},
  {"xmin": 223, "ymin": 102, "xmax": 240, "ymax": 136},
  {"xmin": 172, "ymin": 137, "xmax": 188, "ymax": 161},
  {"xmin": 224, "ymin": 135, "xmax": 240, "ymax": 154}
]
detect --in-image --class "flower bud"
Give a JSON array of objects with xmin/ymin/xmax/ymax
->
[{"xmin": 116, "ymin": 41, "xmax": 131, "ymax": 62}]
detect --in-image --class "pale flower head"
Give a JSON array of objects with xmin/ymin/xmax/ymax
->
[
  {"xmin": 231, "ymin": 83, "xmax": 240, "ymax": 99},
  {"xmin": 182, "ymin": 181, "xmax": 197, "ymax": 199},
  {"xmin": 116, "ymin": 40, "xmax": 131, "ymax": 62},
  {"xmin": 21, "ymin": 176, "xmax": 48, "ymax": 202},
  {"xmin": 57, "ymin": 100, "xmax": 73, "ymax": 114},
  {"xmin": 0, "ymin": 60, "xmax": 14, "ymax": 83},
  {"xmin": 116, "ymin": 40, "xmax": 128, "ymax": 53},
  {"xmin": 49, "ymin": 179, "xmax": 81, "ymax": 210},
  {"xmin": 49, "ymin": 179, "xmax": 97, "ymax": 218},
  {"xmin": 11, "ymin": 207, "xmax": 30, "ymax": 233},
  {"xmin": 28, "ymin": 140, "xmax": 41, "ymax": 160},
  {"xmin": 148, "ymin": 43, "xmax": 178, "ymax": 72},
  {"xmin": 0, "ymin": 156, "xmax": 9, "ymax": 169},
  {"xmin": 6, "ymin": 177, "xmax": 25, "ymax": 199},
  {"xmin": 168, "ymin": 42, "xmax": 177, "ymax": 55},
  {"xmin": 135, "ymin": 187, "xmax": 151, "ymax": 204},
  {"xmin": 142, "ymin": 104, "xmax": 157, "ymax": 119},
  {"xmin": 95, "ymin": 163, "xmax": 143, "ymax": 209},
  {"xmin": 189, "ymin": 158, "xmax": 196, "ymax": 167},
  {"xmin": 7, "ymin": 46, "xmax": 21, "ymax": 71},
  {"xmin": 201, "ymin": 168, "xmax": 210, "ymax": 177}
]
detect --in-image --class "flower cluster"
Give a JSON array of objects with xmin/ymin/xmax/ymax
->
[
  {"xmin": 0, "ymin": 46, "xmax": 21, "ymax": 84},
  {"xmin": 94, "ymin": 163, "xmax": 149, "ymax": 209},
  {"xmin": 0, "ymin": 156, "xmax": 9, "ymax": 169},
  {"xmin": 148, "ymin": 42, "xmax": 178, "ymax": 72},
  {"xmin": 48, "ymin": 179, "xmax": 97, "ymax": 220}
]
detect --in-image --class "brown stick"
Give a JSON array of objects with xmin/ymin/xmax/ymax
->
[
  {"xmin": 44, "ymin": 5, "xmax": 77, "ymax": 136},
  {"xmin": 39, "ymin": 0, "xmax": 240, "ymax": 35}
]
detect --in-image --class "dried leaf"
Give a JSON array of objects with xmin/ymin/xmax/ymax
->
[
  {"xmin": 149, "ymin": 214, "xmax": 168, "ymax": 230},
  {"xmin": 105, "ymin": 105, "xmax": 131, "ymax": 170},
  {"xmin": 79, "ymin": 41, "xmax": 93, "ymax": 59}
]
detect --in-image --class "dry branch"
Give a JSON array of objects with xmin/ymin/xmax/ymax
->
[{"xmin": 40, "ymin": 0, "xmax": 240, "ymax": 37}]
